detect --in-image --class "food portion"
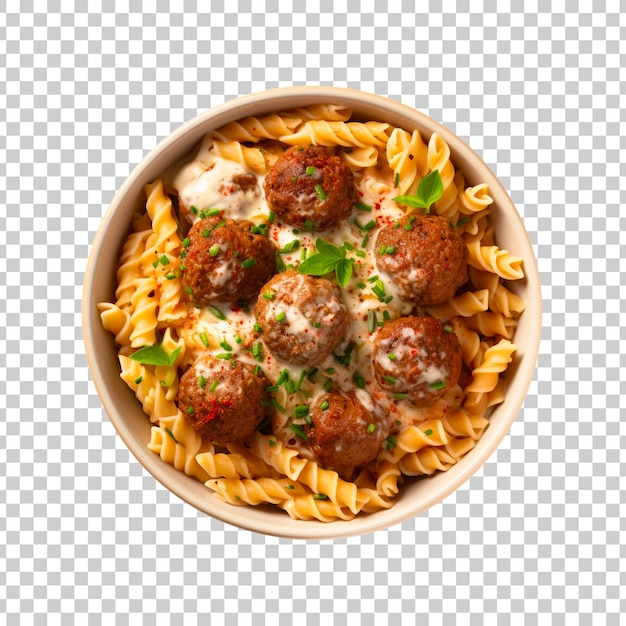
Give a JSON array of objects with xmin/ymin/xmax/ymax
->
[
  {"xmin": 374, "ymin": 214, "xmax": 469, "ymax": 306},
  {"xmin": 182, "ymin": 215, "xmax": 276, "ymax": 305},
  {"xmin": 254, "ymin": 270, "xmax": 351, "ymax": 366},
  {"xmin": 263, "ymin": 144, "xmax": 356, "ymax": 231},
  {"xmin": 178, "ymin": 355, "xmax": 268, "ymax": 442},
  {"xmin": 98, "ymin": 104, "xmax": 525, "ymax": 522},
  {"xmin": 372, "ymin": 316, "xmax": 463, "ymax": 407}
]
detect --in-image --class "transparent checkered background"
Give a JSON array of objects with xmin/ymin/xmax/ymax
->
[{"xmin": 1, "ymin": 2, "xmax": 624, "ymax": 624}]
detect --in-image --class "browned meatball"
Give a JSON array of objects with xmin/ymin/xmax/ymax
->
[
  {"xmin": 178, "ymin": 355, "xmax": 268, "ymax": 442},
  {"xmin": 263, "ymin": 145, "xmax": 356, "ymax": 231},
  {"xmin": 306, "ymin": 391, "xmax": 389, "ymax": 470},
  {"xmin": 254, "ymin": 270, "xmax": 351, "ymax": 366},
  {"xmin": 182, "ymin": 215, "xmax": 276, "ymax": 305},
  {"xmin": 375, "ymin": 214, "xmax": 468, "ymax": 306},
  {"xmin": 372, "ymin": 316, "xmax": 463, "ymax": 407}
]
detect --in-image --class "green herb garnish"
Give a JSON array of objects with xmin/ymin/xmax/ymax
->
[
  {"xmin": 297, "ymin": 238, "xmax": 353, "ymax": 287},
  {"xmin": 129, "ymin": 344, "xmax": 182, "ymax": 367},
  {"xmin": 392, "ymin": 169, "xmax": 444, "ymax": 214}
]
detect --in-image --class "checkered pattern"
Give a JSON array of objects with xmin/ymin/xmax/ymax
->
[{"xmin": 0, "ymin": 3, "xmax": 624, "ymax": 623}]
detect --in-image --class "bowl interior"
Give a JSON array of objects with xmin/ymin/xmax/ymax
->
[{"xmin": 83, "ymin": 87, "xmax": 541, "ymax": 539}]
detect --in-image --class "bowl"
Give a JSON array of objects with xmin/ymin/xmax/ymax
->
[{"xmin": 82, "ymin": 86, "xmax": 541, "ymax": 539}]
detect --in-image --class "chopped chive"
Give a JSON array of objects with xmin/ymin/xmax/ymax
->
[
  {"xmin": 250, "ymin": 342, "xmax": 264, "ymax": 362},
  {"xmin": 383, "ymin": 375, "xmax": 397, "ymax": 385},
  {"xmin": 320, "ymin": 400, "xmax": 329, "ymax": 411},
  {"xmin": 278, "ymin": 240, "xmax": 300, "ymax": 253},
  {"xmin": 209, "ymin": 244, "xmax": 220, "ymax": 256},
  {"xmin": 262, "ymin": 398, "xmax": 286, "ymax": 413},
  {"xmin": 209, "ymin": 380, "xmax": 219, "ymax": 393},
  {"xmin": 444, "ymin": 325, "xmax": 453, "ymax": 333},
  {"xmin": 182, "ymin": 237, "xmax": 190, "ymax": 247},
  {"xmin": 186, "ymin": 406, "xmax": 195, "ymax": 415},
  {"xmin": 285, "ymin": 483, "xmax": 294, "ymax": 489},
  {"xmin": 201, "ymin": 229, "xmax": 210, "ymax": 238},
  {"xmin": 269, "ymin": 211, "xmax": 276, "ymax": 223},
  {"xmin": 293, "ymin": 405, "xmax": 310, "ymax": 419},
  {"xmin": 242, "ymin": 257, "xmax": 256, "ymax": 269},
  {"xmin": 262, "ymin": 290, "xmax": 275, "ymax": 300},
  {"xmin": 323, "ymin": 378, "xmax": 333, "ymax": 392},
  {"xmin": 385, "ymin": 435, "xmax": 397, "ymax": 451},
  {"xmin": 215, "ymin": 353, "xmax": 232, "ymax": 360},
  {"xmin": 367, "ymin": 274, "xmax": 379, "ymax": 283},
  {"xmin": 276, "ymin": 369, "xmax": 290, "ymax": 386},
  {"xmin": 250, "ymin": 224, "xmax": 268, "ymax": 235},
  {"xmin": 355, "ymin": 202, "xmax": 372, "ymax": 212},
  {"xmin": 284, "ymin": 378, "xmax": 296, "ymax": 394},
  {"xmin": 253, "ymin": 323, "xmax": 263, "ymax": 334},
  {"xmin": 361, "ymin": 233, "xmax": 370, "ymax": 248},
  {"xmin": 219, "ymin": 340, "xmax": 232, "ymax": 351},
  {"xmin": 424, "ymin": 429, "xmax": 434, "ymax": 436},
  {"xmin": 199, "ymin": 332, "xmax": 209, "ymax": 347},
  {"xmin": 384, "ymin": 246, "xmax": 395, "ymax": 254},
  {"xmin": 198, "ymin": 375, "xmax": 207, "ymax": 388},
  {"xmin": 352, "ymin": 371, "xmax": 366, "ymax": 389},
  {"xmin": 159, "ymin": 254, "xmax": 169, "ymax": 266},
  {"xmin": 306, "ymin": 166, "xmax": 316, "ymax": 176},
  {"xmin": 355, "ymin": 249, "xmax": 366, "ymax": 258},
  {"xmin": 367, "ymin": 423, "xmax": 376, "ymax": 434},
  {"xmin": 134, "ymin": 376, "xmax": 143, "ymax": 384},
  {"xmin": 300, "ymin": 247, "xmax": 308, "ymax": 261},
  {"xmin": 325, "ymin": 367, "xmax": 335, "ymax": 375},
  {"xmin": 307, "ymin": 368, "xmax": 319, "ymax": 383},
  {"xmin": 314, "ymin": 185, "xmax": 326, "ymax": 200},
  {"xmin": 294, "ymin": 369, "xmax": 307, "ymax": 392},
  {"xmin": 312, "ymin": 321, "xmax": 321, "ymax": 329},
  {"xmin": 269, "ymin": 439, "xmax": 276, "ymax": 447},
  {"xmin": 291, "ymin": 175, "xmax": 298, "ymax": 182},
  {"xmin": 357, "ymin": 281, "xmax": 366, "ymax": 289},
  {"xmin": 164, "ymin": 426, "xmax": 178, "ymax": 443},
  {"xmin": 275, "ymin": 311, "xmax": 286, "ymax": 323},
  {"xmin": 208, "ymin": 305, "xmax": 226, "ymax": 320},
  {"xmin": 190, "ymin": 206, "xmax": 199, "ymax": 215},
  {"xmin": 378, "ymin": 245, "xmax": 387, "ymax": 256},
  {"xmin": 313, "ymin": 493, "xmax": 328, "ymax": 500},
  {"xmin": 387, "ymin": 353, "xmax": 397, "ymax": 361},
  {"xmin": 204, "ymin": 208, "xmax": 223, "ymax": 217},
  {"xmin": 235, "ymin": 335, "xmax": 243, "ymax": 344},
  {"xmin": 456, "ymin": 217, "xmax": 471, "ymax": 226},
  {"xmin": 367, "ymin": 310, "xmax": 377, "ymax": 333},
  {"xmin": 363, "ymin": 220, "xmax": 376, "ymax": 232},
  {"xmin": 290, "ymin": 423, "xmax": 309, "ymax": 441},
  {"xmin": 429, "ymin": 381, "xmax": 446, "ymax": 390},
  {"xmin": 394, "ymin": 172, "xmax": 400, "ymax": 187},
  {"xmin": 265, "ymin": 384, "xmax": 280, "ymax": 393},
  {"xmin": 165, "ymin": 273, "xmax": 178, "ymax": 280},
  {"xmin": 393, "ymin": 393, "xmax": 409, "ymax": 400},
  {"xmin": 304, "ymin": 219, "xmax": 313, "ymax": 230},
  {"xmin": 152, "ymin": 260, "xmax": 159, "ymax": 268},
  {"xmin": 383, "ymin": 310, "xmax": 391, "ymax": 321}
]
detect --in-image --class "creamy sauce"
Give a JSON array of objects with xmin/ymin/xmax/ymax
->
[{"xmin": 172, "ymin": 142, "xmax": 464, "ymax": 452}]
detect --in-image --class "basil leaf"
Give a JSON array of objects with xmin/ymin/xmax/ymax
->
[
  {"xmin": 315, "ymin": 238, "xmax": 346, "ymax": 260},
  {"xmin": 392, "ymin": 170, "xmax": 444, "ymax": 213},
  {"xmin": 335, "ymin": 259, "xmax": 353, "ymax": 287},
  {"xmin": 129, "ymin": 344, "xmax": 182, "ymax": 367},
  {"xmin": 418, "ymin": 169, "xmax": 444, "ymax": 210},
  {"xmin": 297, "ymin": 253, "xmax": 340, "ymax": 276},
  {"xmin": 391, "ymin": 194, "xmax": 427, "ymax": 209},
  {"xmin": 129, "ymin": 344, "xmax": 171, "ymax": 366}
]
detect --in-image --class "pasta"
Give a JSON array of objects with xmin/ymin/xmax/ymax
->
[{"xmin": 98, "ymin": 104, "xmax": 526, "ymax": 521}]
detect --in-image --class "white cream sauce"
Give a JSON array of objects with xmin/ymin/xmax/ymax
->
[{"xmin": 171, "ymin": 142, "xmax": 464, "ymax": 450}]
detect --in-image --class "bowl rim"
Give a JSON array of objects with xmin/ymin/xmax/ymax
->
[{"xmin": 83, "ymin": 85, "xmax": 541, "ymax": 539}]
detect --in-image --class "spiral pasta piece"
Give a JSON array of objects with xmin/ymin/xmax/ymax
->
[
  {"xmin": 386, "ymin": 127, "xmax": 429, "ymax": 194},
  {"xmin": 427, "ymin": 133, "xmax": 458, "ymax": 219},
  {"xmin": 206, "ymin": 477, "xmax": 310, "ymax": 506},
  {"xmin": 441, "ymin": 409, "xmax": 490, "ymax": 440},
  {"xmin": 280, "ymin": 120, "xmax": 391, "ymax": 148},
  {"xmin": 464, "ymin": 339, "xmax": 517, "ymax": 407},
  {"xmin": 98, "ymin": 302, "xmax": 133, "ymax": 347},
  {"xmin": 464, "ymin": 311, "xmax": 518, "ymax": 340},
  {"xmin": 196, "ymin": 450, "xmax": 282, "ymax": 480},
  {"xmin": 114, "ymin": 229, "xmax": 151, "ymax": 309},
  {"xmin": 277, "ymin": 494, "xmax": 356, "ymax": 522},
  {"xmin": 378, "ymin": 420, "xmax": 450, "ymax": 465},
  {"xmin": 211, "ymin": 140, "xmax": 280, "ymax": 174},
  {"xmin": 211, "ymin": 114, "xmax": 301, "ymax": 143},
  {"xmin": 129, "ymin": 277, "xmax": 159, "ymax": 347},
  {"xmin": 339, "ymin": 145, "xmax": 380, "ymax": 171},
  {"xmin": 459, "ymin": 183, "xmax": 493, "ymax": 214},
  {"xmin": 466, "ymin": 240, "xmax": 524, "ymax": 280},
  {"xmin": 148, "ymin": 412, "xmax": 212, "ymax": 482},
  {"xmin": 426, "ymin": 289, "xmax": 490, "ymax": 320},
  {"xmin": 144, "ymin": 180, "xmax": 181, "ymax": 256}
]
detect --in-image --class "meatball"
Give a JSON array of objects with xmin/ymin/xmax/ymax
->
[
  {"xmin": 372, "ymin": 316, "xmax": 463, "ymax": 407},
  {"xmin": 178, "ymin": 355, "xmax": 268, "ymax": 442},
  {"xmin": 375, "ymin": 214, "xmax": 468, "ymax": 306},
  {"xmin": 307, "ymin": 391, "xmax": 389, "ymax": 470},
  {"xmin": 263, "ymin": 145, "xmax": 356, "ymax": 231},
  {"xmin": 254, "ymin": 270, "xmax": 351, "ymax": 366},
  {"xmin": 182, "ymin": 215, "xmax": 276, "ymax": 305}
]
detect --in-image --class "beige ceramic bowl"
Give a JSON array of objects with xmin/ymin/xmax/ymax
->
[{"xmin": 83, "ymin": 87, "xmax": 541, "ymax": 539}]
